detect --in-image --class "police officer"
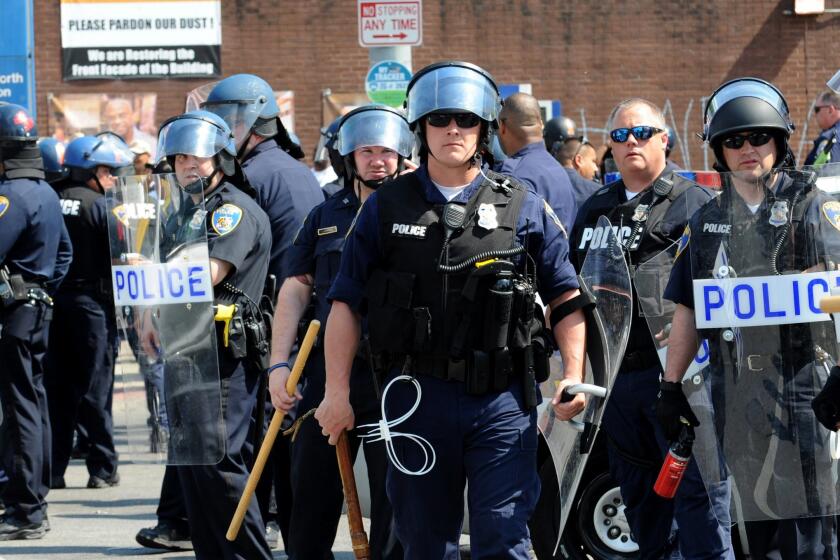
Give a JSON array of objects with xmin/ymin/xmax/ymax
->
[
  {"xmin": 660, "ymin": 78, "xmax": 840, "ymax": 559},
  {"xmin": 0, "ymin": 103, "xmax": 72, "ymax": 540},
  {"xmin": 154, "ymin": 110, "xmax": 273, "ymax": 559},
  {"xmin": 269, "ymin": 104, "xmax": 411, "ymax": 560},
  {"xmin": 804, "ymin": 90, "xmax": 840, "ymax": 168},
  {"xmin": 572, "ymin": 98, "xmax": 731, "ymax": 558},
  {"xmin": 555, "ymin": 138, "xmax": 602, "ymax": 210},
  {"xmin": 202, "ymin": 74, "xmax": 324, "ymax": 284},
  {"xmin": 543, "ymin": 115, "xmax": 578, "ymax": 161},
  {"xmin": 315, "ymin": 61, "xmax": 588, "ymax": 559},
  {"xmin": 203, "ymin": 75, "xmax": 324, "ymax": 545},
  {"xmin": 46, "ymin": 133, "xmax": 134, "ymax": 490},
  {"xmin": 496, "ymin": 92, "xmax": 577, "ymax": 232},
  {"xmin": 37, "ymin": 138, "xmax": 67, "ymax": 186}
]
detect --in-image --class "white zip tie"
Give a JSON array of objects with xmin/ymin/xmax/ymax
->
[{"xmin": 358, "ymin": 374, "xmax": 436, "ymax": 476}]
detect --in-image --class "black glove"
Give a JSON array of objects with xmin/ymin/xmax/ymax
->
[
  {"xmin": 812, "ymin": 366, "xmax": 840, "ymax": 432},
  {"xmin": 655, "ymin": 381, "xmax": 700, "ymax": 442}
]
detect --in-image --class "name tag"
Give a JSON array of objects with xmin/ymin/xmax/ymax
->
[
  {"xmin": 112, "ymin": 262, "xmax": 213, "ymax": 306},
  {"xmin": 317, "ymin": 226, "xmax": 338, "ymax": 236},
  {"xmin": 693, "ymin": 271, "xmax": 840, "ymax": 328}
]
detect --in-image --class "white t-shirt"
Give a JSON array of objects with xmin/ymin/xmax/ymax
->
[
  {"xmin": 747, "ymin": 203, "xmax": 761, "ymax": 214},
  {"xmin": 432, "ymin": 180, "xmax": 470, "ymax": 202},
  {"xmin": 625, "ymin": 189, "xmax": 642, "ymax": 200}
]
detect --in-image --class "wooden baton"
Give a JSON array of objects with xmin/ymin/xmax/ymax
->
[
  {"xmin": 821, "ymin": 296, "xmax": 840, "ymax": 314},
  {"xmin": 336, "ymin": 430, "xmax": 370, "ymax": 560},
  {"xmin": 226, "ymin": 319, "xmax": 321, "ymax": 542}
]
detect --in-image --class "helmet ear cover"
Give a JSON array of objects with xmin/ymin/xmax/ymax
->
[{"xmin": 252, "ymin": 116, "xmax": 278, "ymax": 138}]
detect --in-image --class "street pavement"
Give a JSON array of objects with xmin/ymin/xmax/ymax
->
[{"xmin": 0, "ymin": 456, "xmax": 364, "ymax": 559}]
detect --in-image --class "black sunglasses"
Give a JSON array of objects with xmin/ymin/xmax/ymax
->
[
  {"xmin": 426, "ymin": 113, "xmax": 481, "ymax": 128},
  {"xmin": 721, "ymin": 131, "xmax": 773, "ymax": 150},
  {"xmin": 609, "ymin": 126, "xmax": 663, "ymax": 143},
  {"xmin": 815, "ymin": 105, "xmax": 833, "ymax": 114}
]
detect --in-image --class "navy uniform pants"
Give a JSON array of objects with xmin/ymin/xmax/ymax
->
[
  {"xmin": 383, "ymin": 374, "xmax": 539, "ymax": 560},
  {"xmin": 45, "ymin": 292, "xmax": 118, "ymax": 481},
  {"xmin": 0, "ymin": 302, "xmax": 51, "ymax": 525},
  {"xmin": 286, "ymin": 351, "xmax": 402, "ymax": 560},
  {"xmin": 602, "ymin": 366, "xmax": 733, "ymax": 560},
  {"xmin": 177, "ymin": 359, "xmax": 272, "ymax": 560}
]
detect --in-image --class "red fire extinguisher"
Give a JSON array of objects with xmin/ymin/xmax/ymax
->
[{"xmin": 653, "ymin": 425, "xmax": 695, "ymax": 499}]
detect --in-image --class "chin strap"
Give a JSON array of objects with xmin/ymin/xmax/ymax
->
[{"xmin": 182, "ymin": 167, "xmax": 220, "ymax": 195}]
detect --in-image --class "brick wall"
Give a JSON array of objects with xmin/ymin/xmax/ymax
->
[{"xmin": 34, "ymin": 0, "xmax": 840, "ymax": 169}]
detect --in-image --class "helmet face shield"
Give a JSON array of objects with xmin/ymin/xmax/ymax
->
[
  {"xmin": 200, "ymin": 100, "xmax": 261, "ymax": 150},
  {"xmin": 828, "ymin": 70, "xmax": 840, "ymax": 94},
  {"xmin": 156, "ymin": 113, "xmax": 236, "ymax": 163},
  {"xmin": 405, "ymin": 65, "xmax": 501, "ymax": 125},
  {"xmin": 704, "ymin": 79, "xmax": 790, "ymax": 140},
  {"xmin": 335, "ymin": 109, "xmax": 414, "ymax": 157}
]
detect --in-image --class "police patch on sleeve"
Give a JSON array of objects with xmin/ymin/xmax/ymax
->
[
  {"xmin": 675, "ymin": 225, "xmax": 690, "ymax": 259},
  {"xmin": 211, "ymin": 204, "xmax": 243, "ymax": 236},
  {"xmin": 0, "ymin": 195, "xmax": 9, "ymax": 219},
  {"xmin": 543, "ymin": 200, "xmax": 567, "ymax": 238},
  {"xmin": 112, "ymin": 203, "xmax": 129, "ymax": 226},
  {"xmin": 822, "ymin": 201, "xmax": 840, "ymax": 232}
]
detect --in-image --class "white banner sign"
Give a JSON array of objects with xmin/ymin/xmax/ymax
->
[
  {"xmin": 112, "ymin": 262, "xmax": 213, "ymax": 306},
  {"xmin": 693, "ymin": 271, "xmax": 839, "ymax": 328},
  {"xmin": 60, "ymin": 0, "xmax": 222, "ymax": 80}
]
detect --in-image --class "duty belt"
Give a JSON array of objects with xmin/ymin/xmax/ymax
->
[{"xmin": 619, "ymin": 350, "xmax": 660, "ymax": 373}]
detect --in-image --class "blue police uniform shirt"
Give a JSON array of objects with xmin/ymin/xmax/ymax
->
[
  {"xmin": 284, "ymin": 187, "xmax": 359, "ymax": 325},
  {"xmin": 328, "ymin": 164, "xmax": 579, "ymax": 311},
  {"xmin": 204, "ymin": 181, "xmax": 272, "ymax": 304},
  {"xmin": 241, "ymin": 138, "xmax": 324, "ymax": 283},
  {"xmin": 804, "ymin": 121, "xmax": 840, "ymax": 166},
  {"xmin": 0, "ymin": 176, "xmax": 72, "ymax": 293},
  {"xmin": 563, "ymin": 167, "xmax": 601, "ymax": 211},
  {"xmin": 497, "ymin": 141, "xmax": 577, "ymax": 233}
]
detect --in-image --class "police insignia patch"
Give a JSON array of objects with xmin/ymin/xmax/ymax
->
[
  {"xmin": 0, "ymin": 196, "xmax": 9, "ymax": 218},
  {"xmin": 822, "ymin": 201, "xmax": 840, "ymax": 232},
  {"xmin": 675, "ymin": 225, "xmax": 690, "ymax": 259},
  {"xmin": 543, "ymin": 200, "xmax": 567, "ymax": 237},
  {"xmin": 211, "ymin": 204, "xmax": 243, "ymax": 236},
  {"xmin": 189, "ymin": 210, "xmax": 207, "ymax": 230},
  {"xmin": 112, "ymin": 204, "xmax": 129, "ymax": 226}
]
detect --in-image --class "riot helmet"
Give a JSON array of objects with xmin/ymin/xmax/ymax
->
[
  {"xmin": 64, "ymin": 133, "xmax": 134, "ymax": 192},
  {"xmin": 829, "ymin": 69, "xmax": 840, "ymax": 95},
  {"xmin": 335, "ymin": 105, "xmax": 414, "ymax": 189},
  {"xmin": 404, "ymin": 61, "xmax": 501, "ymax": 164},
  {"xmin": 703, "ymin": 78, "xmax": 795, "ymax": 171},
  {"xmin": 0, "ymin": 103, "xmax": 44, "ymax": 180},
  {"xmin": 201, "ymin": 74, "xmax": 304, "ymax": 159},
  {"xmin": 314, "ymin": 117, "xmax": 344, "ymax": 179},
  {"xmin": 544, "ymin": 116, "xmax": 578, "ymax": 157},
  {"xmin": 38, "ymin": 138, "xmax": 68, "ymax": 184},
  {"xmin": 156, "ymin": 110, "xmax": 245, "ymax": 195}
]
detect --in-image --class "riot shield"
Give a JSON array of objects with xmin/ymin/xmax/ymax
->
[
  {"xmin": 635, "ymin": 242, "xmax": 711, "ymax": 386},
  {"xmin": 538, "ymin": 215, "xmax": 633, "ymax": 553},
  {"xmin": 677, "ymin": 163, "xmax": 840, "ymax": 522},
  {"xmin": 106, "ymin": 173, "xmax": 224, "ymax": 465}
]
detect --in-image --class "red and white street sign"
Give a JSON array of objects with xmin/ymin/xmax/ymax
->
[{"xmin": 358, "ymin": 0, "xmax": 422, "ymax": 47}]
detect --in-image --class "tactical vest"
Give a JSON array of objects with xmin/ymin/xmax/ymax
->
[
  {"xmin": 367, "ymin": 170, "xmax": 550, "ymax": 393},
  {"xmin": 573, "ymin": 174, "xmax": 708, "ymax": 366},
  {"xmin": 692, "ymin": 171, "xmax": 834, "ymax": 371}
]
